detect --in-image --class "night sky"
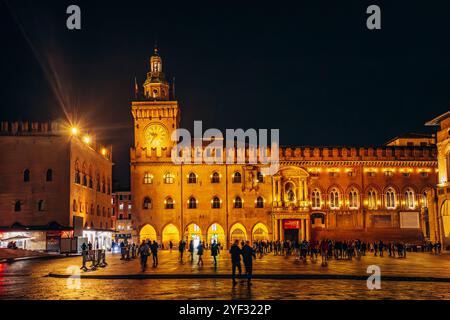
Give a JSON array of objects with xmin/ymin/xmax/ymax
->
[{"xmin": 1, "ymin": 0, "xmax": 450, "ymax": 188}]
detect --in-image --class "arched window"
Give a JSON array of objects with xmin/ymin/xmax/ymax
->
[
  {"xmin": 102, "ymin": 177, "xmax": 106, "ymax": 193},
  {"xmin": 188, "ymin": 197, "xmax": 197, "ymax": 209},
  {"xmin": 329, "ymin": 188, "xmax": 340, "ymax": 209},
  {"xmin": 96, "ymin": 205, "xmax": 100, "ymax": 216},
  {"xmin": 422, "ymin": 191, "xmax": 429, "ymax": 208},
  {"xmin": 164, "ymin": 172, "xmax": 175, "ymax": 184},
  {"xmin": 165, "ymin": 197, "xmax": 174, "ymax": 209},
  {"xmin": 102, "ymin": 207, "xmax": 106, "ymax": 217},
  {"xmin": 311, "ymin": 189, "xmax": 321, "ymax": 209},
  {"xmin": 234, "ymin": 197, "xmax": 243, "ymax": 208},
  {"xmin": 348, "ymin": 188, "xmax": 359, "ymax": 209},
  {"xmin": 143, "ymin": 172, "xmax": 153, "ymax": 184},
  {"xmin": 74, "ymin": 162, "xmax": 80, "ymax": 184},
  {"xmin": 188, "ymin": 173, "xmax": 197, "ymax": 184},
  {"xmin": 72, "ymin": 199, "xmax": 77, "ymax": 212},
  {"xmin": 211, "ymin": 196, "xmax": 221, "ymax": 209},
  {"xmin": 46, "ymin": 169, "xmax": 53, "ymax": 182},
  {"xmin": 232, "ymin": 172, "xmax": 242, "ymax": 184},
  {"xmin": 256, "ymin": 196, "xmax": 264, "ymax": 208},
  {"xmin": 211, "ymin": 172, "xmax": 220, "ymax": 183},
  {"xmin": 14, "ymin": 201, "xmax": 21, "ymax": 212},
  {"xmin": 96, "ymin": 173, "xmax": 100, "ymax": 192},
  {"xmin": 367, "ymin": 189, "xmax": 377, "ymax": 210},
  {"xmin": 24, "ymin": 169, "xmax": 30, "ymax": 182},
  {"xmin": 90, "ymin": 204, "xmax": 94, "ymax": 215},
  {"xmin": 88, "ymin": 167, "xmax": 93, "ymax": 188},
  {"xmin": 107, "ymin": 178, "xmax": 111, "ymax": 195},
  {"xmin": 143, "ymin": 197, "xmax": 152, "ymax": 210},
  {"xmin": 385, "ymin": 188, "xmax": 396, "ymax": 209},
  {"xmin": 257, "ymin": 172, "xmax": 264, "ymax": 183},
  {"xmin": 404, "ymin": 188, "xmax": 415, "ymax": 209}
]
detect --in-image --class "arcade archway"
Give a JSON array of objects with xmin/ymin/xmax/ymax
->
[
  {"xmin": 252, "ymin": 223, "xmax": 269, "ymax": 242},
  {"xmin": 207, "ymin": 223, "xmax": 226, "ymax": 246},
  {"xmin": 140, "ymin": 224, "xmax": 157, "ymax": 242},
  {"xmin": 162, "ymin": 224, "xmax": 180, "ymax": 248},
  {"xmin": 230, "ymin": 223, "xmax": 247, "ymax": 243},
  {"xmin": 185, "ymin": 223, "xmax": 202, "ymax": 249}
]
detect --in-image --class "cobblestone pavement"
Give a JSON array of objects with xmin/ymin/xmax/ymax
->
[{"xmin": 0, "ymin": 251, "xmax": 449, "ymax": 300}]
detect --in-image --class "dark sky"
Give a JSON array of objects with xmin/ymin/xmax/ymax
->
[{"xmin": 1, "ymin": 0, "xmax": 450, "ymax": 188}]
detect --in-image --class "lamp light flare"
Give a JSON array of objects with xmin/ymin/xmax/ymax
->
[{"xmin": 71, "ymin": 127, "xmax": 79, "ymax": 135}]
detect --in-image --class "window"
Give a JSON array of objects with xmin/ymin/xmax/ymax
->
[
  {"xmin": 420, "ymin": 171, "xmax": 428, "ymax": 178},
  {"xmin": 102, "ymin": 177, "xmax": 106, "ymax": 193},
  {"xmin": 211, "ymin": 196, "xmax": 221, "ymax": 209},
  {"xmin": 143, "ymin": 173, "xmax": 153, "ymax": 184},
  {"xmin": 234, "ymin": 197, "xmax": 243, "ymax": 208},
  {"xmin": 46, "ymin": 169, "xmax": 53, "ymax": 182},
  {"xmin": 96, "ymin": 173, "xmax": 100, "ymax": 192},
  {"xmin": 119, "ymin": 203, "xmax": 124, "ymax": 210},
  {"xmin": 367, "ymin": 171, "xmax": 376, "ymax": 177},
  {"xmin": 348, "ymin": 188, "xmax": 359, "ymax": 209},
  {"xmin": 384, "ymin": 170, "xmax": 393, "ymax": 177},
  {"xmin": 24, "ymin": 169, "xmax": 30, "ymax": 182},
  {"xmin": 385, "ymin": 188, "xmax": 396, "ymax": 209},
  {"xmin": 256, "ymin": 196, "xmax": 264, "ymax": 208},
  {"xmin": 311, "ymin": 189, "xmax": 321, "ymax": 209},
  {"xmin": 329, "ymin": 188, "xmax": 340, "ymax": 209},
  {"xmin": 404, "ymin": 188, "xmax": 415, "ymax": 209},
  {"xmin": 74, "ymin": 162, "xmax": 81, "ymax": 184},
  {"xmin": 14, "ymin": 201, "xmax": 21, "ymax": 212},
  {"xmin": 188, "ymin": 197, "xmax": 197, "ymax": 209},
  {"xmin": 367, "ymin": 189, "xmax": 377, "ymax": 210},
  {"xmin": 347, "ymin": 170, "xmax": 356, "ymax": 177},
  {"xmin": 188, "ymin": 172, "xmax": 198, "ymax": 184},
  {"xmin": 97, "ymin": 205, "xmax": 100, "ymax": 216},
  {"xmin": 422, "ymin": 192, "xmax": 429, "ymax": 208},
  {"xmin": 88, "ymin": 168, "xmax": 93, "ymax": 188},
  {"xmin": 164, "ymin": 172, "xmax": 175, "ymax": 184},
  {"xmin": 165, "ymin": 197, "xmax": 174, "ymax": 209},
  {"xmin": 232, "ymin": 172, "xmax": 242, "ymax": 183},
  {"xmin": 329, "ymin": 171, "xmax": 339, "ymax": 178},
  {"xmin": 102, "ymin": 207, "xmax": 106, "ymax": 217},
  {"xmin": 402, "ymin": 172, "xmax": 410, "ymax": 177},
  {"xmin": 257, "ymin": 172, "xmax": 264, "ymax": 183},
  {"xmin": 211, "ymin": 172, "xmax": 220, "ymax": 183},
  {"xmin": 90, "ymin": 204, "xmax": 94, "ymax": 215},
  {"xmin": 72, "ymin": 199, "xmax": 77, "ymax": 212}
]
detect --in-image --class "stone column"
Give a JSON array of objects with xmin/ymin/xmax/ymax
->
[
  {"xmin": 300, "ymin": 219, "xmax": 305, "ymax": 240},
  {"xmin": 306, "ymin": 218, "xmax": 311, "ymax": 241}
]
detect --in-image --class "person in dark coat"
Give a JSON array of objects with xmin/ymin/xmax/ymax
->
[
  {"xmin": 242, "ymin": 241, "xmax": 257, "ymax": 285},
  {"xmin": 151, "ymin": 240, "xmax": 159, "ymax": 267},
  {"xmin": 229, "ymin": 240, "xmax": 242, "ymax": 286},
  {"xmin": 179, "ymin": 240, "xmax": 186, "ymax": 262},
  {"xmin": 211, "ymin": 240, "xmax": 220, "ymax": 266}
]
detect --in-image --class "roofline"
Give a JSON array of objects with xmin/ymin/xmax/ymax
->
[{"xmin": 425, "ymin": 110, "xmax": 450, "ymax": 126}]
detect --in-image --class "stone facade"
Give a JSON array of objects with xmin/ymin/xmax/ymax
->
[
  {"xmin": 0, "ymin": 121, "xmax": 113, "ymax": 250},
  {"xmin": 131, "ymin": 50, "xmax": 440, "ymax": 248}
]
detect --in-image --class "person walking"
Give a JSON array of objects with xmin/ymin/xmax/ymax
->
[
  {"xmin": 229, "ymin": 240, "xmax": 242, "ymax": 286},
  {"xmin": 138, "ymin": 240, "xmax": 150, "ymax": 272},
  {"xmin": 169, "ymin": 240, "xmax": 173, "ymax": 253},
  {"xmin": 189, "ymin": 240, "xmax": 195, "ymax": 262},
  {"xmin": 242, "ymin": 241, "xmax": 257, "ymax": 286},
  {"xmin": 197, "ymin": 241, "xmax": 204, "ymax": 266},
  {"xmin": 211, "ymin": 240, "xmax": 220, "ymax": 266},
  {"xmin": 179, "ymin": 239, "xmax": 186, "ymax": 262},
  {"xmin": 151, "ymin": 240, "xmax": 159, "ymax": 267}
]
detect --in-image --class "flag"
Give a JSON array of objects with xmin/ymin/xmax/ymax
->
[{"xmin": 134, "ymin": 77, "xmax": 139, "ymax": 99}]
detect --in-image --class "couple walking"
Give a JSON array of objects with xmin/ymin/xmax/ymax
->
[{"xmin": 229, "ymin": 240, "xmax": 256, "ymax": 286}]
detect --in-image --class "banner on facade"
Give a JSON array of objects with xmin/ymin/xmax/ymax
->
[
  {"xmin": 399, "ymin": 212, "xmax": 420, "ymax": 229},
  {"xmin": 283, "ymin": 220, "xmax": 300, "ymax": 230}
]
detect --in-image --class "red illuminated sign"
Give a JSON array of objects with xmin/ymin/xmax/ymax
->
[{"xmin": 283, "ymin": 220, "xmax": 300, "ymax": 229}]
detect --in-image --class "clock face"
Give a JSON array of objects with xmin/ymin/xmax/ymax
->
[{"xmin": 144, "ymin": 123, "xmax": 168, "ymax": 148}]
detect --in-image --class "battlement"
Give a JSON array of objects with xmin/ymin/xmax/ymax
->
[{"xmin": 0, "ymin": 121, "xmax": 64, "ymax": 135}]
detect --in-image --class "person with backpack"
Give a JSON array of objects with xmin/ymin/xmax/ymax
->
[{"xmin": 138, "ymin": 240, "xmax": 150, "ymax": 271}]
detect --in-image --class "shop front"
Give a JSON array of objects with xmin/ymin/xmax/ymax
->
[
  {"xmin": 273, "ymin": 213, "xmax": 311, "ymax": 242},
  {"xmin": 82, "ymin": 228, "xmax": 114, "ymax": 250}
]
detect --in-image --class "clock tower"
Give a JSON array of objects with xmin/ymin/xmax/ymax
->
[{"xmin": 131, "ymin": 45, "xmax": 180, "ymax": 158}]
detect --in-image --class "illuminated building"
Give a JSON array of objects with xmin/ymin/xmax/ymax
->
[
  {"xmin": 0, "ymin": 121, "xmax": 114, "ymax": 251},
  {"xmin": 131, "ymin": 49, "xmax": 440, "ymax": 247},
  {"xmin": 111, "ymin": 190, "xmax": 136, "ymax": 243},
  {"xmin": 426, "ymin": 111, "xmax": 450, "ymax": 248}
]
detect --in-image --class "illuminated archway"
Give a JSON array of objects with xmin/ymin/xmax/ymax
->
[
  {"xmin": 441, "ymin": 200, "xmax": 450, "ymax": 239},
  {"xmin": 162, "ymin": 224, "xmax": 180, "ymax": 248},
  {"xmin": 207, "ymin": 223, "xmax": 226, "ymax": 245},
  {"xmin": 140, "ymin": 224, "xmax": 157, "ymax": 242},
  {"xmin": 230, "ymin": 223, "xmax": 247, "ymax": 243},
  {"xmin": 185, "ymin": 223, "xmax": 202, "ymax": 249},
  {"xmin": 252, "ymin": 223, "xmax": 269, "ymax": 241}
]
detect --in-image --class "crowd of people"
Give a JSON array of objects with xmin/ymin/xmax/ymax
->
[{"xmin": 108, "ymin": 238, "xmax": 445, "ymax": 276}]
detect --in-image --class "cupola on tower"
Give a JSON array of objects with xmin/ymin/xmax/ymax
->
[{"xmin": 143, "ymin": 45, "xmax": 170, "ymax": 100}]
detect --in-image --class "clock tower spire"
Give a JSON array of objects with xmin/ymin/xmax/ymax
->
[
  {"xmin": 143, "ymin": 43, "xmax": 170, "ymax": 100},
  {"xmin": 131, "ymin": 45, "xmax": 180, "ymax": 158}
]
